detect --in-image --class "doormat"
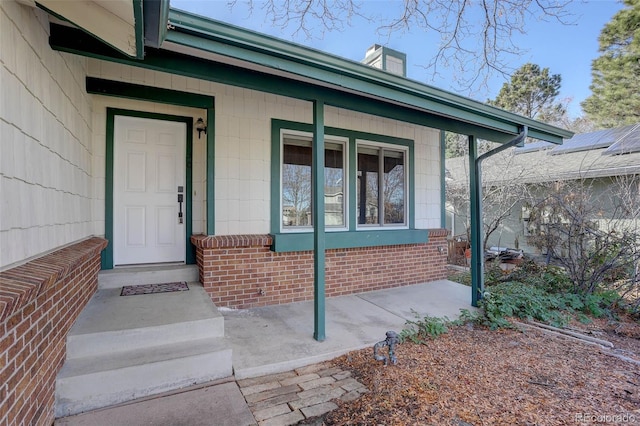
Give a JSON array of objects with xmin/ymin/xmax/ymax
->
[{"xmin": 120, "ymin": 282, "xmax": 189, "ymax": 296}]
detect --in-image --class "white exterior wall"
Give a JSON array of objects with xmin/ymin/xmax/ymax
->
[
  {"xmin": 86, "ymin": 59, "xmax": 443, "ymax": 237},
  {"xmin": 0, "ymin": 2, "xmax": 93, "ymax": 269}
]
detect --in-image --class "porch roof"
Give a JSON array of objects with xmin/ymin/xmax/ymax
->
[
  {"xmin": 163, "ymin": 8, "xmax": 571, "ymax": 144},
  {"xmin": 44, "ymin": 2, "xmax": 572, "ymax": 144}
]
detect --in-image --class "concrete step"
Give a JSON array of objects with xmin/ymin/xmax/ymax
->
[
  {"xmin": 55, "ymin": 337, "xmax": 233, "ymax": 418},
  {"xmin": 98, "ymin": 264, "xmax": 199, "ymax": 289},
  {"xmin": 66, "ymin": 283, "xmax": 224, "ymax": 358}
]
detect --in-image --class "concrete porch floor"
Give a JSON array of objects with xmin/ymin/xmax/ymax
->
[
  {"xmin": 225, "ymin": 279, "xmax": 473, "ymax": 379},
  {"xmin": 56, "ymin": 279, "xmax": 474, "ymax": 425}
]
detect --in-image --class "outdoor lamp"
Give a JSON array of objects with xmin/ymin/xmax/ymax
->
[{"xmin": 195, "ymin": 117, "xmax": 207, "ymax": 139}]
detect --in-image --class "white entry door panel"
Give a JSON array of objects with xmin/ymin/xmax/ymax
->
[{"xmin": 113, "ymin": 116, "xmax": 186, "ymax": 265}]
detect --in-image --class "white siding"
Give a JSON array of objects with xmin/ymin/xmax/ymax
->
[
  {"xmin": 87, "ymin": 59, "xmax": 443, "ymax": 236},
  {"xmin": 1, "ymin": 2, "xmax": 93, "ymax": 269}
]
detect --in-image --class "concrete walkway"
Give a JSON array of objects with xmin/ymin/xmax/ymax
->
[
  {"xmin": 224, "ymin": 279, "xmax": 472, "ymax": 379},
  {"xmin": 55, "ymin": 280, "xmax": 473, "ymax": 426}
]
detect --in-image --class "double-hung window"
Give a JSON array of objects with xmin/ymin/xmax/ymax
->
[{"xmin": 281, "ymin": 132, "xmax": 346, "ymax": 231}]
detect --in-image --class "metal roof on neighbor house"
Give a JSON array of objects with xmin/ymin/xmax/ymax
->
[
  {"xmin": 551, "ymin": 123, "xmax": 640, "ymax": 155},
  {"xmin": 447, "ymin": 124, "xmax": 640, "ymax": 185}
]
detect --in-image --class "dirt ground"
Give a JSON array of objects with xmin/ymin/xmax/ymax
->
[{"xmin": 317, "ymin": 317, "xmax": 640, "ymax": 425}]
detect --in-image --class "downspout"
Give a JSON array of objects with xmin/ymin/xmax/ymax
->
[{"xmin": 469, "ymin": 126, "xmax": 527, "ymax": 307}]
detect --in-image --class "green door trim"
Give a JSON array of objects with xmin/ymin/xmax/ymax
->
[{"xmin": 103, "ymin": 108, "xmax": 195, "ymax": 269}]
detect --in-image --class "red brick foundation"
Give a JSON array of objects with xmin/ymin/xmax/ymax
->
[
  {"xmin": 191, "ymin": 230, "xmax": 448, "ymax": 309},
  {"xmin": 0, "ymin": 237, "xmax": 107, "ymax": 426}
]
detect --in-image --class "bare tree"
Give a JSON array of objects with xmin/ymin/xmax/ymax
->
[
  {"xmin": 527, "ymin": 177, "xmax": 640, "ymax": 298},
  {"xmin": 282, "ymin": 163, "xmax": 311, "ymax": 226},
  {"xmin": 446, "ymin": 141, "xmax": 532, "ymax": 250},
  {"xmin": 231, "ymin": 0, "xmax": 574, "ymax": 89}
]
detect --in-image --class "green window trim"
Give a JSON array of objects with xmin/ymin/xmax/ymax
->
[
  {"xmin": 271, "ymin": 229, "xmax": 428, "ymax": 252},
  {"xmin": 271, "ymin": 119, "xmax": 423, "ymax": 252}
]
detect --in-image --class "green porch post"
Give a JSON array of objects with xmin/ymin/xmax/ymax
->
[
  {"xmin": 312, "ymin": 99, "xmax": 326, "ymax": 341},
  {"xmin": 468, "ymin": 135, "xmax": 483, "ymax": 307}
]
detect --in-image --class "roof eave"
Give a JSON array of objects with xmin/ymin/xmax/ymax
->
[{"xmin": 167, "ymin": 8, "xmax": 572, "ymax": 144}]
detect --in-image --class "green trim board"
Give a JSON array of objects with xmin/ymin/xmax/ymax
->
[
  {"xmin": 312, "ymin": 99, "xmax": 326, "ymax": 342},
  {"xmin": 271, "ymin": 229, "xmax": 429, "ymax": 252},
  {"xmin": 49, "ymin": 23, "xmax": 571, "ymax": 144},
  {"xmin": 271, "ymin": 119, "xmax": 417, "ymax": 252},
  {"xmin": 102, "ymin": 108, "xmax": 195, "ymax": 269},
  {"xmin": 133, "ymin": 0, "xmax": 144, "ymax": 59},
  {"xmin": 87, "ymin": 77, "xmax": 214, "ymax": 108},
  {"xmin": 143, "ymin": 0, "xmax": 170, "ymax": 48},
  {"xmin": 166, "ymin": 8, "xmax": 571, "ymax": 143},
  {"xmin": 206, "ymin": 106, "xmax": 215, "ymax": 235},
  {"xmin": 88, "ymin": 77, "xmax": 216, "ymax": 238},
  {"xmin": 440, "ymin": 131, "xmax": 446, "ymax": 229}
]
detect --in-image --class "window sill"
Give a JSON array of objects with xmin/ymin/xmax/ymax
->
[{"xmin": 270, "ymin": 229, "xmax": 429, "ymax": 252}]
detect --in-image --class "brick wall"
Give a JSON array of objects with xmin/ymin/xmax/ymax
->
[
  {"xmin": 0, "ymin": 237, "xmax": 107, "ymax": 426},
  {"xmin": 191, "ymin": 230, "xmax": 448, "ymax": 309}
]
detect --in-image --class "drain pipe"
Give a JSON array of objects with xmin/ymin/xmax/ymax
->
[{"xmin": 469, "ymin": 126, "xmax": 528, "ymax": 307}]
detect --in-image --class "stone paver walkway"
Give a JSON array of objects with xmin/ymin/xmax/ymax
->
[{"xmin": 237, "ymin": 362, "xmax": 368, "ymax": 426}]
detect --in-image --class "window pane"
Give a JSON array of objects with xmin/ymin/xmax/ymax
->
[
  {"xmin": 282, "ymin": 137, "xmax": 312, "ymax": 228},
  {"xmin": 383, "ymin": 149, "xmax": 405, "ymax": 224},
  {"xmin": 357, "ymin": 147, "xmax": 379, "ymax": 224},
  {"xmin": 325, "ymin": 142, "xmax": 344, "ymax": 227},
  {"xmin": 282, "ymin": 136, "xmax": 346, "ymax": 229}
]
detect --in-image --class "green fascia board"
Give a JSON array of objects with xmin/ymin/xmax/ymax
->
[
  {"xmin": 271, "ymin": 229, "xmax": 429, "ymax": 252},
  {"xmin": 49, "ymin": 23, "xmax": 566, "ymax": 144},
  {"xmin": 133, "ymin": 0, "xmax": 144, "ymax": 59},
  {"xmin": 166, "ymin": 8, "xmax": 572, "ymax": 144},
  {"xmin": 143, "ymin": 0, "xmax": 170, "ymax": 48},
  {"xmin": 86, "ymin": 77, "xmax": 214, "ymax": 108}
]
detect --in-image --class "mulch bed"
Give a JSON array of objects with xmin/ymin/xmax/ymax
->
[{"xmin": 320, "ymin": 320, "xmax": 640, "ymax": 425}]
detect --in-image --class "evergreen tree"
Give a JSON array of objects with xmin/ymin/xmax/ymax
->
[
  {"xmin": 488, "ymin": 63, "xmax": 565, "ymax": 120},
  {"xmin": 582, "ymin": 0, "xmax": 640, "ymax": 128}
]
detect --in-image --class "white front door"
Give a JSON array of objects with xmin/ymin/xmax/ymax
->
[{"xmin": 113, "ymin": 116, "xmax": 186, "ymax": 266}]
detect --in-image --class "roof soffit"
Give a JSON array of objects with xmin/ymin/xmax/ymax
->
[{"xmin": 37, "ymin": 0, "xmax": 143, "ymax": 58}]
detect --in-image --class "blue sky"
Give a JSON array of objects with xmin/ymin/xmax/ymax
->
[{"xmin": 170, "ymin": 0, "xmax": 624, "ymax": 118}]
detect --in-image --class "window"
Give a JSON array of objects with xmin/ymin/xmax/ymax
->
[
  {"xmin": 281, "ymin": 132, "xmax": 345, "ymax": 230},
  {"xmin": 357, "ymin": 142, "xmax": 406, "ymax": 227},
  {"xmin": 274, "ymin": 120, "xmax": 414, "ymax": 242}
]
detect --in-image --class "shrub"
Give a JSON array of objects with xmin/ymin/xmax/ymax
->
[
  {"xmin": 400, "ymin": 311, "xmax": 450, "ymax": 343},
  {"xmin": 476, "ymin": 281, "xmax": 621, "ymax": 329}
]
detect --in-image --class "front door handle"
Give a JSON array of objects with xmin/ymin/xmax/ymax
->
[{"xmin": 178, "ymin": 193, "xmax": 183, "ymax": 224}]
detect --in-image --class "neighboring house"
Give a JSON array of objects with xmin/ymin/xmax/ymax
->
[
  {"xmin": 446, "ymin": 124, "xmax": 640, "ymax": 254},
  {"xmin": 0, "ymin": 1, "xmax": 570, "ymax": 424}
]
